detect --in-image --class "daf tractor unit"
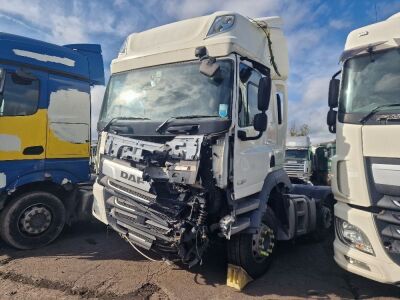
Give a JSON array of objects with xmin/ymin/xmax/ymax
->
[
  {"xmin": 93, "ymin": 12, "xmax": 331, "ymax": 278},
  {"xmin": 284, "ymin": 136, "xmax": 313, "ymax": 184},
  {"xmin": 0, "ymin": 33, "xmax": 104, "ymax": 249},
  {"xmin": 327, "ymin": 13, "xmax": 400, "ymax": 284}
]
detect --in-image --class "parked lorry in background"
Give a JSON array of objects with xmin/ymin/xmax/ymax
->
[
  {"xmin": 0, "ymin": 33, "xmax": 104, "ymax": 249},
  {"xmin": 284, "ymin": 136, "xmax": 312, "ymax": 184},
  {"xmin": 327, "ymin": 12, "xmax": 400, "ymax": 284},
  {"xmin": 93, "ymin": 11, "xmax": 332, "ymax": 279},
  {"xmin": 311, "ymin": 141, "xmax": 336, "ymax": 186}
]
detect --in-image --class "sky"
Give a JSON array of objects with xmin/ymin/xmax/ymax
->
[{"xmin": 1, "ymin": 0, "xmax": 399, "ymax": 143}]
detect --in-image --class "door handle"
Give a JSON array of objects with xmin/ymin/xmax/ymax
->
[{"xmin": 23, "ymin": 146, "xmax": 44, "ymax": 155}]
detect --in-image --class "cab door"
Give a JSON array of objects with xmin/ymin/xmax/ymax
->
[
  {"xmin": 46, "ymin": 74, "xmax": 91, "ymax": 159},
  {"xmin": 233, "ymin": 62, "xmax": 273, "ymax": 200},
  {"xmin": 0, "ymin": 65, "xmax": 47, "ymax": 162}
]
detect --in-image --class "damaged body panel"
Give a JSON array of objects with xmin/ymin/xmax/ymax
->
[{"xmin": 98, "ymin": 133, "xmax": 214, "ymax": 266}]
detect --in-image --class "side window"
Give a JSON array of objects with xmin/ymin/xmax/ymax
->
[
  {"xmin": 246, "ymin": 82, "xmax": 259, "ymax": 126},
  {"xmin": 276, "ymin": 92, "xmax": 283, "ymax": 125},
  {"xmin": 238, "ymin": 63, "xmax": 262, "ymax": 127},
  {"xmin": 0, "ymin": 71, "xmax": 39, "ymax": 116}
]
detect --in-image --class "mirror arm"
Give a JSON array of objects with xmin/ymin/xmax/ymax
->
[
  {"xmin": 0, "ymin": 70, "xmax": 4, "ymax": 94},
  {"xmin": 238, "ymin": 130, "xmax": 263, "ymax": 141},
  {"xmin": 329, "ymin": 125, "xmax": 336, "ymax": 134},
  {"xmin": 332, "ymin": 70, "xmax": 341, "ymax": 79}
]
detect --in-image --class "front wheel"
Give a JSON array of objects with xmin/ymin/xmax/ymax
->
[
  {"xmin": 227, "ymin": 211, "xmax": 277, "ymax": 279},
  {"xmin": 0, "ymin": 192, "xmax": 66, "ymax": 249}
]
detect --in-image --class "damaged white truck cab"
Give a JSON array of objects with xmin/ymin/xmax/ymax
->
[{"xmin": 93, "ymin": 12, "xmax": 328, "ymax": 278}]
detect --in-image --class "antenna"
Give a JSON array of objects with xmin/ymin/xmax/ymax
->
[{"xmin": 374, "ymin": 2, "xmax": 378, "ymax": 22}]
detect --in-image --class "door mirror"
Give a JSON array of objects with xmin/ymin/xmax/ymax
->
[
  {"xmin": 254, "ymin": 112, "xmax": 267, "ymax": 132},
  {"xmin": 327, "ymin": 109, "xmax": 337, "ymax": 133},
  {"xmin": 258, "ymin": 77, "xmax": 271, "ymax": 111},
  {"xmin": 238, "ymin": 113, "xmax": 268, "ymax": 141},
  {"xmin": 15, "ymin": 69, "xmax": 37, "ymax": 85},
  {"xmin": 328, "ymin": 78, "xmax": 340, "ymax": 108},
  {"xmin": 199, "ymin": 58, "xmax": 220, "ymax": 77}
]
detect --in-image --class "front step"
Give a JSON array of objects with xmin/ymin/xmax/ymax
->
[
  {"xmin": 231, "ymin": 217, "xmax": 251, "ymax": 235},
  {"xmin": 236, "ymin": 198, "xmax": 260, "ymax": 215}
]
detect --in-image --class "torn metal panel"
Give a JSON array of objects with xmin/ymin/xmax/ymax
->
[
  {"xmin": 48, "ymin": 89, "xmax": 90, "ymax": 144},
  {"xmin": 97, "ymin": 133, "xmax": 211, "ymax": 266},
  {"xmin": 212, "ymin": 135, "xmax": 229, "ymax": 188}
]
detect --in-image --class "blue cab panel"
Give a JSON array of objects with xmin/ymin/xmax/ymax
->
[
  {"xmin": 0, "ymin": 158, "xmax": 90, "ymax": 194},
  {"xmin": 0, "ymin": 32, "xmax": 104, "ymax": 85}
]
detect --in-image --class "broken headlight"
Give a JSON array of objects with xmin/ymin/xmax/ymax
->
[{"xmin": 335, "ymin": 217, "xmax": 375, "ymax": 255}]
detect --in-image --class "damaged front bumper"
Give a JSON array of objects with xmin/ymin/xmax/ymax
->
[{"xmin": 93, "ymin": 133, "xmax": 212, "ymax": 266}]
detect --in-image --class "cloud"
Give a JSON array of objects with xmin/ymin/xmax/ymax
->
[{"xmin": 329, "ymin": 19, "xmax": 352, "ymax": 29}]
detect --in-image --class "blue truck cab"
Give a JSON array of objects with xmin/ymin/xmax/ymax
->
[{"xmin": 0, "ymin": 33, "xmax": 104, "ymax": 249}]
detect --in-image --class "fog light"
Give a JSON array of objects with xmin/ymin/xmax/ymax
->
[
  {"xmin": 336, "ymin": 217, "xmax": 375, "ymax": 255},
  {"xmin": 344, "ymin": 255, "xmax": 370, "ymax": 271}
]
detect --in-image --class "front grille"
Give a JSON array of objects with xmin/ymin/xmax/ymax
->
[
  {"xmin": 284, "ymin": 163, "xmax": 305, "ymax": 176},
  {"xmin": 108, "ymin": 179, "xmax": 156, "ymax": 203},
  {"xmin": 365, "ymin": 157, "xmax": 400, "ymax": 266}
]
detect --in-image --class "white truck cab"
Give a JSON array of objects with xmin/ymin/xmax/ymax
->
[
  {"xmin": 93, "ymin": 11, "xmax": 329, "ymax": 278},
  {"xmin": 284, "ymin": 136, "xmax": 312, "ymax": 183},
  {"xmin": 327, "ymin": 12, "xmax": 400, "ymax": 284}
]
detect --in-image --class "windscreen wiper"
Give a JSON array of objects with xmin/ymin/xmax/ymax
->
[
  {"xmin": 102, "ymin": 117, "xmax": 150, "ymax": 132},
  {"xmin": 155, "ymin": 115, "xmax": 219, "ymax": 134},
  {"xmin": 360, "ymin": 104, "xmax": 400, "ymax": 124}
]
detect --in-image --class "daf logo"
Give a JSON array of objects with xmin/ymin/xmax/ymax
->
[{"xmin": 120, "ymin": 171, "xmax": 144, "ymax": 184}]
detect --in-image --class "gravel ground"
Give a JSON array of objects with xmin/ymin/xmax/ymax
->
[{"xmin": 0, "ymin": 221, "xmax": 399, "ymax": 299}]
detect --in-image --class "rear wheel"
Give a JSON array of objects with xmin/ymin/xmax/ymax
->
[
  {"xmin": 227, "ymin": 210, "xmax": 277, "ymax": 278},
  {"xmin": 0, "ymin": 192, "xmax": 66, "ymax": 249}
]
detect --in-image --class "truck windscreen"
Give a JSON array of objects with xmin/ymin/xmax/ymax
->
[
  {"xmin": 339, "ymin": 48, "xmax": 400, "ymax": 122},
  {"xmin": 286, "ymin": 149, "xmax": 308, "ymax": 160},
  {"xmin": 99, "ymin": 60, "xmax": 233, "ymax": 123}
]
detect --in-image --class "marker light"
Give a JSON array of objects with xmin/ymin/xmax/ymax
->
[
  {"xmin": 336, "ymin": 217, "xmax": 375, "ymax": 255},
  {"xmin": 207, "ymin": 15, "xmax": 235, "ymax": 37},
  {"xmin": 118, "ymin": 38, "xmax": 128, "ymax": 57}
]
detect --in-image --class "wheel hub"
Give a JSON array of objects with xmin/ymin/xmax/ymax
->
[
  {"xmin": 252, "ymin": 224, "xmax": 275, "ymax": 262},
  {"xmin": 19, "ymin": 205, "xmax": 52, "ymax": 235}
]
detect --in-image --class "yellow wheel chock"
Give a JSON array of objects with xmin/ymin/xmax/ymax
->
[{"xmin": 226, "ymin": 264, "xmax": 253, "ymax": 290}]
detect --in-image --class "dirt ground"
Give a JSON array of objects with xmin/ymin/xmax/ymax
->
[{"xmin": 0, "ymin": 221, "xmax": 399, "ymax": 300}]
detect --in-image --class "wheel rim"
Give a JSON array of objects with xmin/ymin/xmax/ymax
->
[
  {"xmin": 251, "ymin": 224, "xmax": 275, "ymax": 263},
  {"xmin": 18, "ymin": 204, "xmax": 53, "ymax": 236}
]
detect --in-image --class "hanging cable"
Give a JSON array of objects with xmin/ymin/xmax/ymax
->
[
  {"xmin": 123, "ymin": 236, "xmax": 161, "ymax": 262},
  {"xmin": 248, "ymin": 17, "xmax": 281, "ymax": 77}
]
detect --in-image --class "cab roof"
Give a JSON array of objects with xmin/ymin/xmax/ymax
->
[
  {"xmin": 0, "ymin": 32, "xmax": 104, "ymax": 85},
  {"xmin": 341, "ymin": 12, "xmax": 400, "ymax": 61},
  {"xmin": 111, "ymin": 11, "xmax": 289, "ymax": 80}
]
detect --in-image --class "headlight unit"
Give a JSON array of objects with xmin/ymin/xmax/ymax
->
[
  {"xmin": 335, "ymin": 217, "xmax": 375, "ymax": 255},
  {"xmin": 207, "ymin": 15, "xmax": 235, "ymax": 37}
]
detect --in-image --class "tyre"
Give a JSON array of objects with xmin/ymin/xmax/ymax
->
[
  {"xmin": 227, "ymin": 210, "xmax": 277, "ymax": 279},
  {"xmin": 310, "ymin": 204, "xmax": 333, "ymax": 242},
  {"xmin": 0, "ymin": 191, "xmax": 66, "ymax": 249}
]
